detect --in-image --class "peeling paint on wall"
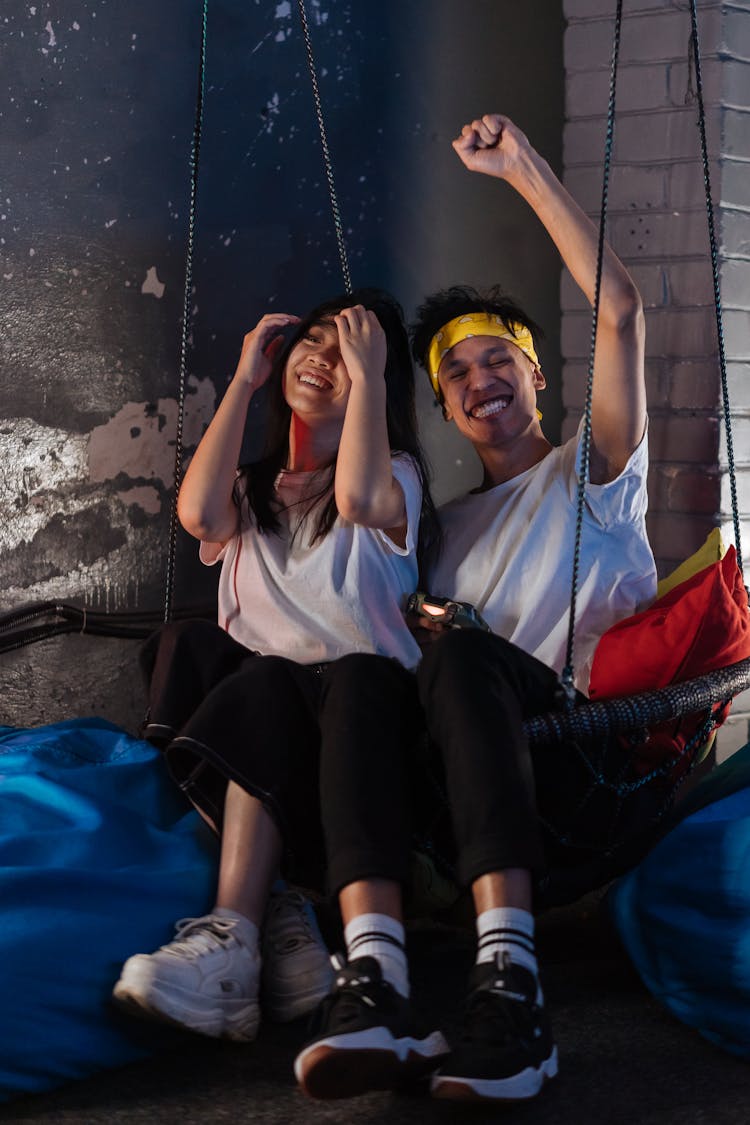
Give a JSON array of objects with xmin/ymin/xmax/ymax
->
[
  {"xmin": 88, "ymin": 375, "xmax": 215, "ymax": 485},
  {"xmin": 141, "ymin": 266, "xmax": 165, "ymax": 299}
]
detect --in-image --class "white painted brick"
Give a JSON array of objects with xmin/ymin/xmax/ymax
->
[
  {"xmin": 668, "ymin": 259, "xmax": 719, "ymax": 306},
  {"xmin": 724, "ymin": 108, "xmax": 750, "ymax": 158},
  {"xmin": 721, "ymin": 161, "xmax": 750, "ymax": 210},
  {"xmin": 563, "ymin": 0, "xmax": 697, "ymax": 17},
  {"xmin": 647, "ymin": 510, "xmax": 718, "ymax": 564},
  {"xmin": 562, "ymin": 261, "xmax": 667, "ymax": 310},
  {"xmin": 727, "ymin": 361, "xmax": 750, "ymax": 409},
  {"xmin": 565, "ymin": 20, "xmax": 620, "ymax": 72},
  {"xmin": 562, "ymin": 0, "xmax": 670, "ymax": 17},
  {"xmin": 565, "ymin": 107, "xmax": 721, "ymax": 168},
  {"xmin": 563, "ymin": 164, "xmax": 668, "ymax": 213},
  {"xmin": 608, "ymin": 210, "xmax": 713, "ymax": 260},
  {"xmin": 721, "ymin": 466, "xmax": 750, "ymax": 514},
  {"xmin": 619, "ymin": 8, "xmax": 720, "ymax": 65},
  {"xmin": 723, "ymin": 59, "xmax": 750, "ymax": 108},
  {"xmin": 628, "ymin": 262, "xmax": 671, "ymax": 307},
  {"xmin": 719, "ymin": 516, "xmax": 750, "ymax": 567},
  {"xmin": 722, "ymin": 8, "xmax": 750, "ymax": 62},
  {"xmin": 670, "ymin": 158, "xmax": 721, "ymax": 209},
  {"xmin": 567, "ymin": 65, "xmax": 671, "ymax": 118},
  {"xmin": 566, "ymin": 70, "xmax": 613, "ymax": 119},
  {"xmin": 563, "ymin": 117, "xmax": 608, "ymax": 165},
  {"xmin": 562, "ymin": 306, "xmax": 717, "ymax": 358},
  {"xmin": 560, "ymin": 268, "xmax": 587, "ymax": 312},
  {"xmin": 648, "ymin": 464, "xmax": 721, "ymax": 515},
  {"xmin": 720, "ymin": 415, "xmax": 750, "ymax": 465},
  {"xmin": 721, "ymin": 210, "xmax": 750, "ymax": 257},
  {"xmin": 563, "ymin": 5, "xmax": 750, "ymax": 591},
  {"xmin": 647, "ymin": 306, "xmax": 721, "ymax": 359},
  {"xmin": 722, "ymin": 308, "xmax": 750, "ymax": 359},
  {"xmin": 615, "ymin": 108, "xmax": 721, "ymax": 163},
  {"xmin": 668, "ymin": 359, "xmax": 721, "ymax": 411},
  {"xmin": 668, "ymin": 58, "xmax": 722, "ymax": 108},
  {"xmin": 648, "ymin": 412, "xmax": 719, "ymax": 464},
  {"xmin": 721, "ymin": 259, "xmax": 750, "ymax": 311},
  {"xmin": 562, "ymin": 358, "xmax": 668, "ymax": 409}
]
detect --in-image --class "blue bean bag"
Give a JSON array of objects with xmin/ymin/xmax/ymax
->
[
  {"xmin": 609, "ymin": 742, "xmax": 750, "ymax": 1059},
  {"xmin": 0, "ymin": 717, "xmax": 219, "ymax": 1102}
]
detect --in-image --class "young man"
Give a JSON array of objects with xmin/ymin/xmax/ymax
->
[{"xmin": 294, "ymin": 114, "xmax": 656, "ymax": 1105}]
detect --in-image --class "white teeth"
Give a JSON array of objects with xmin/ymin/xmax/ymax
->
[
  {"xmin": 472, "ymin": 397, "xmax": 510, "ymax": 419},
  {"xmin": 299, "ymin": 373, "xmax": 330, "ymax": 390}
]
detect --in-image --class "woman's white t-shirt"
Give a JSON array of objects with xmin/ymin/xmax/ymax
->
[
  {"xmin": 200, "ymin": 454, "xmax": 423, "ymax": 670},
  {"xmin": 428, "ymin": 426, "xmax": 656, "ymax": 692}
]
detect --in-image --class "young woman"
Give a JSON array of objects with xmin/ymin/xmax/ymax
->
[{"xmin": 112, "ymin": 288, "xmax": 438, "ymax": 1047}]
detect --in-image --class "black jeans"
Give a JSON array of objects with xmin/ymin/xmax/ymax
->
[
  {"xmin": 141, "ymin": 620, "xmax": 420, "ymax": 894},
  {"xmin": 415, "ymin": 629, "xmax": 669, "ymax": 894}
]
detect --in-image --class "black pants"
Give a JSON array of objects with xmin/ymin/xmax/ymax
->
[
  {"xmin": 414, "ymin": 629, "xmax": 670, "ymax": 896},
  {"xmin": 141, "ymin": 620, "xmax": 420, "ymax": 894}
]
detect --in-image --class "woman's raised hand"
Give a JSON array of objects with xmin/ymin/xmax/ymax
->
[
  {"xmin": 233, "ymin": 313, "xmax": 300, "ymax": 391},
  {"xmin": 333, "ymin": 305, "xmax": 387, "ymax": 387}
]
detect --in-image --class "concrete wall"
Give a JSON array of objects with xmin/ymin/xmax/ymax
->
[
  {"xmin": 561, "ymin": 0, "xmax": 750, "ymax": 757},
  {"xmin": 1, "ymin": 0, "xmax": 565, "ymax": 729}
]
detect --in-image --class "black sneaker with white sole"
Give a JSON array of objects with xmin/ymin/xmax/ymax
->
[
  {"xmin": 431, "ymin": 953, "xmax": 558, "ymax": 1103},
  {"xmin": 294, "ymin": 955, "xmax": 449, "ymax": 1099}
]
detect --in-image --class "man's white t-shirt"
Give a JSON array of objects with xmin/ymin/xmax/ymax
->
[
  {"xmin": 200, "ymin": 454, "xmax": 423, "ymax": 670},
  {"xmin": 427, "ymin": 426, "xmax": 656, "ymax": 692}
]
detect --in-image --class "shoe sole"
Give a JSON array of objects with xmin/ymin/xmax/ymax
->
[
  {"xmin": 295, "ymin": 1028, "xmax": 449, "ymax": 1099},
  {"xmin": 112, "ymin": 975, "xmax": 260, "ymax": 1042},
  {"xmin": 431, "ymin": 1046, "xmax": 559, "ymax": 1103}
]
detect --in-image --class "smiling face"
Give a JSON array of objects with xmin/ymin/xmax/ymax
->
[
  {"xmin": 282, "ymin": 318, "xmax": 352, "ymax": 424},
  {"xmin": 437, "ymin": 334, "xmax": 546, "ymax": 449}
]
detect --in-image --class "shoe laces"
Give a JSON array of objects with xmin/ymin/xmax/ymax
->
[
  {"xmin": 462, "ymin": 956, "xmax": 539, "ymax": 1047},
  {"xmin": 308, "ymin": 956, "xmax": 385, "ymax": 1033},
  {"xmin": 263, "ymin": 890, "xmax": 318, "ymax": 954},
  {"xmin": 162, "ymin": 915, "xmax": 242, "ymax": 959}
]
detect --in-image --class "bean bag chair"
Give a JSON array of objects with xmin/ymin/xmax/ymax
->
[
  {"xmin": 609, "ymin": 741, "xmax": 750, "ymax": 1059},
  {"xmin": 0, "ymin": 717, "xmax": 219, "ymax": 1102}
]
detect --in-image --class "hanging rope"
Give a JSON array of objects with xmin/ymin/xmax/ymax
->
[
  {"xmin": 297, "ymin": 0, "xmax": 353, "ymax": 294},
  {"xmin": 560, "ymin": 0, "xmax": 623, "ymax": 701},
  {"xmin": 163, "ymin": 0, "xmax": 209, "ymax": 624},
  {"xmin": 689, "ymin": 0, "xmax": 743, "ymax": 575}
]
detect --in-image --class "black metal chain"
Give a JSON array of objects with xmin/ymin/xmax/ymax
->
[
  {"xmin": 689, "ymin": 0, "xmax": 743, "ymax": 575},
  {"xmin": 296, "ymin": 0, "xmax": 352, "ymax": 294},
  {"xmin": 561, "ymin": 0, "xmax": 623, "ymax": 702},
  {"xmin": 163, "ymin": 0, "xmax": 209, "ymax": 624}
]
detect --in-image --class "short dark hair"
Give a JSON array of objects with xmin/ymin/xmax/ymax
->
[{"xmin": 410, "ymin": 284, "xmax": 544, "ymax": 403}]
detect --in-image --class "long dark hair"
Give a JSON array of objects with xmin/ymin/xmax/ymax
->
[{"xmin": 235, "ymin": 287, "xmax": 441, "ymax": 574}]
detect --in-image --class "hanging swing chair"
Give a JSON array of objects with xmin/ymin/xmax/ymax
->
[{"xmin": 2, "ymin": 0, "xmax": 749, "ymax": 898}]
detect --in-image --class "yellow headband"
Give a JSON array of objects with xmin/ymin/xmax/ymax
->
[{"xmin": 427, "ymin": 313, "xmax": 539, "ymax": 397}]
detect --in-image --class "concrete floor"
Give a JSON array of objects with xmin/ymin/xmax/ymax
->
[{"xmin": 2, "ymin": 894, "xmax": 748, "ymax": 1125}]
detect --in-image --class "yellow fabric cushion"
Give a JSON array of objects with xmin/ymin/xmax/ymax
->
[{"xmin": 656, "ymin": 527, "xmax": 726, "ymax": 600}]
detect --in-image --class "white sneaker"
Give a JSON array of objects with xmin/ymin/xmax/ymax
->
[
  {"xmin": 113, "ymin": 913, "xmax": 261, "ymax": 1041},
  {"xmin": 261, "ymin": 890, "xmax": 334, "ymax": 1022}
]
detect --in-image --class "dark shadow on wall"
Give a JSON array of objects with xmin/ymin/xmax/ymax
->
[{"xmin": 0, "ymin": 0, "xmax": 564, "ymax": 728}]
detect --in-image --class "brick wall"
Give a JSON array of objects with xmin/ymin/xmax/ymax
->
[{"xmin": 562, "ymin": 0, "xmax": 750, "ymax": 758}]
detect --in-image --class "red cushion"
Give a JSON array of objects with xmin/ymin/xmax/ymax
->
[{"xmin": 589, "ymin": 546, "xmax": 750, "ymax": 700}]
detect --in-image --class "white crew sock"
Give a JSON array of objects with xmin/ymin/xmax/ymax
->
[
  {"xmin": 475, "ymin": 906, "xmax": 542, "ymax": 1000},
  {"xmin": 344, "ymin": 912, "xmax": 410, "ymax": 998}
]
